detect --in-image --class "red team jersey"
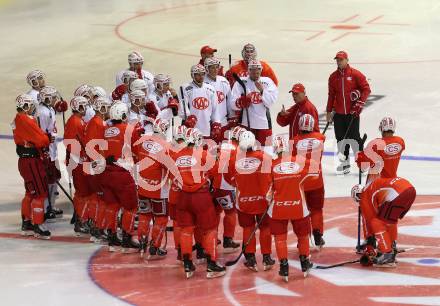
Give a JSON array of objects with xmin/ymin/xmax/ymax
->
[
  {"xmin": 211, "ymin": 141, "xmax": 238, "ymax": 190},
  {"xmin": 292, "ymin": 132, "xmax": 325, "ymax": 191},
  {"xmin": 13, "ymin": 113, "xmax": 49, "ymax": 149},
  {"xmin": 232, "ymin": 150, "xmax": 272, "ymax": 214},
  {"xmin": 64, "ymin": 115, "xmax": 86, "ymax": 159},
  {"xmin": 269, "ymin": 157, "xmax": 319, "ymax": 220}
]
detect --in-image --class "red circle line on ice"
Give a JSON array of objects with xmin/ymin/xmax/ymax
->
[
  {"xmin": 114, "ymin": 3, "xmax": 440, "ymax": 65},
  {"xmin": 88, "ymin": 195, "xmax": 440, "ymax": 306}
]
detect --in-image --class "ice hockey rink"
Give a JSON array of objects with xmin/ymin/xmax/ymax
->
[{"xmin": 1, "ymin": 0, "xmax": 440, "ymax": 305}]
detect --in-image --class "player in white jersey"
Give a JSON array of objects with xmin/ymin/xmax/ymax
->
[
  {"xmin": 73, "ymin": 84, "xmax": 96, "ymax": 123},
  {"xmin": 116, "ymin": 51, "xmax": 154, "ymax": 94},
  {"xmin": 204, "ymin": 57, "xmax": 233, "ymax": 141},
  {"xmin": 231, "ymin": 60, "xmax": 278, "ymax": 146},
  {"xmin": 36, "ymin": 86, "xmax": 63, "ymax": 219},
  {"xmin": 26, "ymin": 70, "xmax": 46, "ymax": 102},
  {"xmin": 181, "ymin": 64, "xmax": 221, "ymax": 139},
  {"xmin": 149, "ymin": 74, "xmax": 180, "ymax": 121}
]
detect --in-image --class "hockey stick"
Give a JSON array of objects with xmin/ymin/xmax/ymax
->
[
  {"xmin": 225, "ymin": 204, "xmax": 271, "ymax": 266},
  {"xmin": 315, "ymin": 248, "xmax": 414, "ymax": 269},
  {"xmin": 232, "ymin": 73, "xmax": 251, "ymax": 130},
  {"xmin": 356, "ymin": 133, "xmax": 368, "ymax": 252},
  {"xmin": 179, "ymin": 86, "xmax": 188, "ymax": 120},
  {"xmin": 322, "ymin": 122, "xmax": 331, "ymax": 135},
  {"xmin": 228, "ymin": 54, "xmax": 232, "ymax": 69},
  {"xmin": 56, "ymin": 181, "xmax": 74, "ymax": 204}
]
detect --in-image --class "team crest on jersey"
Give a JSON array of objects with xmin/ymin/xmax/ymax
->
[
  {"xmin": 235, "ymin": 157, "xmax": 261, "ymax": 170},
  {"xmin": 249, "ymin": 92, "xmax": 262, "ymax": 104},
  {"xmin": 384, "ymin": 143, "xmax": 402, "ymax": 155},
  {"xmin": 175, "ymin": 155, "xmax": 197, "ymax": 167},
  {"xmin": 192, "ymin": 97, "xmax": 209, "ymax": 110},
  {"xmin": 216, "ymin": 91, "xmax": 225, "ymax": 103},
  {"xmin": 142, "ymin": 140, "xmax": 163, "ymax": 154},
  {"xmin": 273, "ymin": 162, "xmax": 301, "ymax": 174},
  {"xmin": 104, "ymin": 127, "xmax": 120, "ymax": 138},
  {"xmin": 296, "ymin": 138, "xmax": 322, "ymax": 151}
]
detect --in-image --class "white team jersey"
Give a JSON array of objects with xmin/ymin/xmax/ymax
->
[
  {"xmin": 116, "ymin": 69, "xmax": 155, "ymax": 95},
  {"xmin": 83, "ymin": 105, "xmax": 95, "ymax": 123},
  {"xmin": 149, "ymin": 90, "xmax": 177, "ymax": 121},
  {"xmin": 204, "ymin": 75, "xmax": 232, "ymax": 127},
  {"xmin": 231, "ymin": 76, "xmax": 278, "ymax": 129},
  {"xmin": 128, "ymin": 110, "xmax": 154, "ymax": 134},
  {"xmin": 36, "ymin": 104, "xmax": 57, "ymax": 161},
  {"xmin": 27, "ymin": 88, "xmax": 39, "ymax": 103},
  {"xmin": 181, "ymin": 81, "xmax": 220, "ymax": 137}
]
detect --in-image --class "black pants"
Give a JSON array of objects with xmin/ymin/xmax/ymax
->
[{"xmin": 333, "ymin": 113, "xmax": 362, "ymax": 160}]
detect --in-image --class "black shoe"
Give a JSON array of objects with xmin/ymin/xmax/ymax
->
[
  {"xmin": 299, "ymin": 255, "xmax": 313, "ymax": 277},
  {"xmin": 21, "ymin": 220, "xmax": 34, "ymax": 236},
  {"xmin": 223, "ymin": 237, "xmax": 240, "ymax": 254},
  {"xmin": 183, "ymin": 255, "xmax": 196, "ymax": 279},
  {"xmin": 74, "ymin": 220, "xmax": 89, "ymax": 236},
  {"xmin": 279, "ymin": 259, "xmax": 289, "ymax": 282},
  {"xmin": 313, "ymin": 229, "xmax": 325, "ymax": 249},
  {"xmin": 262, "ymin": 254, "xmax": 275, "ymax": 271},
  {"xmin": 108, "ymin": 230, "xmax": 122, "ymax": 252},
  {"xmin": 374, "ymin": 251, "xmax": 396, "ymax": 268},
  {"xmin": 44, "ymin": 210, "xmax": 57, "ymax": 223},
  {"xmin": 148, "ymin": 243, "xmax": 168, "ymax": 260},
  {"xmin": 33, "ymin": 224, "xmax": 51, "ymax": 239},
  {"xmin": 52, "ymin": 207, "xmax": 63, "ymax": 218},
  {"xmin": 121, "ymin": 231, "xmax": 139, "ymax": 253},
  {"xmin": 244, "ymin": 253, "xmax": 258, "ymax": 272},
  {"xmin": 358, "ymin": 236, "xmax": 377, "ymax": 254},
  {"xmin": 206, "ymin": 256, "xmax": 226, "ymax": 279},
  {"xmin": 195, "ymin": 243, "xmax": 207, "ymax": 262}
]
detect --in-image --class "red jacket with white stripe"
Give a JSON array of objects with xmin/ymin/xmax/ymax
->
[
  {"xmin": 276, "ymin": 97, "xmax": 319, "ymax": 139},
  {"xmin": 326, "ymin": 65, "xmax": 371, "ymax": 115}
]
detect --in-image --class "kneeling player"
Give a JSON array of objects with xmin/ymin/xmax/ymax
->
[
  {"xmin": 352, "ymin": 177, "xmax": 416, "ymax": 267},
  {"xmin": 270, "ymin": 136, "xmax": 319, "ymax": 281}
]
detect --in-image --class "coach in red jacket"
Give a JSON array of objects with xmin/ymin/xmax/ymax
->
[
  {"xmin": 277, "ymin": 83, "xmax": 319, "ymax": 139},
  {"xmin": 326, "ymin": 51, "xmax": 371, "ymax": 174}
]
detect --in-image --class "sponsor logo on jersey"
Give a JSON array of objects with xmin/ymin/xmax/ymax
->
[
  {"xmin": 273, "ymin": 162, "xmax": 300, "ymax": 174},
  {"xmin": 175, "ymin": 155, "xmax": 197, "ymax": 167},
  {"xmin": 249, "ymin": 91, "xmax": 262, "ymax": 104},
  {"xmin": 240, "ymin": 195, "xmax": 265, "ymax": 202},
  {"xmin": 347, "ymin": 76, "xmax": 352, "ymax": 81},
  {"xmin": 142, "ymin": 140, "xmax": 163, "ymax": 154},
  {"xmin": 274, "ymin": 200, "xmax": 300, "ymax": 206},
  {"xmin": 235, "ymin": 157, "xmax": 261, "ymax": 170},
  {"xmin": 216, "ymin": 91, "xmax": 225, "ymax": 103},
  {"xmin": 192, "ymin": 97, "xmax": 209, "ymax": 110},
  {"xmin": 296, "ymin": 138, "xmax": 322, "ymax": 151},
  {"xmin": 384, "ymin": 143, "xmax": 402, "ymax": 155},
  {"xmin": 104, "ymin": 127, "xmax": 120, "ymax": 138}
]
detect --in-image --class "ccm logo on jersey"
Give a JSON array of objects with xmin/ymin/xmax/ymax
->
[
  {"xmin": 235, "ymin": 157, "xmax": 261, "ymax": 170},
  {"xmin": 142, "ymin": 140, "xmax": 163, "ymax": 154},
  {"xmin": 175, "ymin": 156, "xmax": 197, "ymax": 167},
  {"xmin": 240, "ymin": 195, "xmax": 265, "ymax": 202},
  {"xmin": 104, "ymin": 127, "xmax": 120, "ymax": 138},
  {"xmin": 192, "ymin": 97, "xmax": 209, "ymax": 110},
  {"xmin": 384, "ymin": 143, "xmax": 402, "ymax": 155},
  {"xmin": 274, "ymin": 200, "xmax": 300, "ymax": 206},
  {"xmin": 273, "ymin": 162, "xmax": 300, "ymax": 174},
  {"xmin": 296, "ymin": 138, "xmax": 321, "ymax": 151}
]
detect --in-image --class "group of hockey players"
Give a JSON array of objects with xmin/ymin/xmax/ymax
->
[{"xmin": 12, "ymin": 43, "xmax": 417, "ymax": 281}]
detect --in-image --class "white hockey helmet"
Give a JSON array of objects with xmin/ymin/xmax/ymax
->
[
  {"xmin": 129, "ymin": 79, "xmax": 148, "ymax": 93},
  {"xmin": 109, "ymin": 102, "xmax": 129, "ymax": 121},
  {"xmin": 190, "ymin": 64, "xmax": 206, "ymax": 79},
  {"xmin": 70, "ymin": 96, "xmax": 88, "ymax": 113},
  {"xmin": 92, "ymin": 96, "xmax": 112, "ymax": 114},
  {"xmin": 379, "ymin": 117, "xmax": 396, "ymax": 133},
  {"xmin": 299, "ymin": 114, "xmax": 315, "ymax": 132},
  {"xmin": 153, "ymin": 73, "xmax": 171, "ymax": 91},
  {"xmin": 247, "ymin": 59, "xmax": 262, "ymax": 72},
  {"xmin": 129, "ymin": 89, "xmax": 147, "ymax": 107},
  {"xmin": 90, "ymin": 86, "xmax": 107, "ymax": 101},
  {"xmin": 174, "ymin": 125, "xmax": 187, "ymax": 141},
  {"xmin": 74, "ymin": 84, "xmax": 92, "ymax": 101},
  {"xmin": 16, "ymin": 94, "xmax": 36, "ymax": 111},
  {"xmin": 204, "ymin": 57, "xmax": 221, "ymax": 70},
  {"xmin": 272, "ymin": 135, "xmax": 289, "ymax": 154},
  {"xmin": 153, "ymin": 118, "xmax": 170, "ymax": 135},
  {"xmin": 239, "ymin": 130, "xmax": 256, "ymax": 150},
  {"xmin": 128, "ymin": 51, "xmax": 144, "ymax": 64},
  {"xmin": 242, "ymin": 43, "xmax": 257, "ymax": 62},
  {"xmin": 184, "ymin": 128, "xmax": 203, "ymax": 147},
  {"xmin": 26, "ymin": 70, "xmax": 46, "ymax": 88},
  {"xmin": 230, "ymin": 126, "xmax": 246, "ymax": 141},
  {"xmin": 122, "ymin": 70, "xmax": 138, "ymax": 85},
  {"xmin": 38, "ymin": 86, "xmax": 59, "ymax": 106}
]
